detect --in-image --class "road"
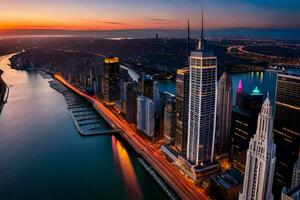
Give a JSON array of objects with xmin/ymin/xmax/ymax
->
[{"xmin": 55, "ymin": 74, "xmax": 210, "ymax": 200}]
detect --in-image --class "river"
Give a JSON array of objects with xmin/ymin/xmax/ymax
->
[{"xmin": 0, "ymin": 54, "xmax": 168, "ymax": 200}]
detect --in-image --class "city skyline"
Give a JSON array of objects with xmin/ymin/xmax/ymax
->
[
  {"xmin": 0, "ymin": 0, "xmax": 300, "ymax": 31},
  {"xmin": 0, "ymin": 2, "xmax": 300, "ymax": 199}
]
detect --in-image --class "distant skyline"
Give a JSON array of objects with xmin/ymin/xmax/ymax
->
[{"xmin": 0, "ymin": 0, "xmax": 300, "ymax": 30}]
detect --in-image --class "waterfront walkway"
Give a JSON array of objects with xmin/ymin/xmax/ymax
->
[{"xmin": 55, "ymin": 74, "xmax": 210, "ymax": 200}]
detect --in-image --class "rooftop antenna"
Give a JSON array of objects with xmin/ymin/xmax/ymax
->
[
  {"xmin": 187, "ymin": 18, "xmax": 190, "ymax": 53},
  {"xmin": 197, "ymin": 10, "xmax": 205, "ymax": 51}
]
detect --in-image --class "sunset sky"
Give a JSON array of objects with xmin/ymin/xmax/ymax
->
[{"xmin": 0, "ymin": 0, "xmax": 300, "ymax": 30}]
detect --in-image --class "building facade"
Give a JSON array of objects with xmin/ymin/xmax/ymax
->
[
  {"xmin": 216, "ymin": 72, "xmax": 232, "ymax": 154},
  {"xmin": 175, "ymin": 68, "xmax": 190, "ymax": 154},
  {"xmin": 163, "ymin": 92, "xmax": 176, "ymax": 144},
  {"xmin": 125, "ymin": 81, "xmax": 137, "ymax": 124},
  {"xmin": 239, "ymin": 96, "xmax": 276, "ymax": 200},
  {"xmin": 138, "ymin": 75, "xmax": 153, "ymax": 99},
  {"xmin": 137, "ymin": 96, "xmax": 155, "ymax": 137},
  {"xmin": 101, "ymin": 56, "xmax": 120, "ymax": 103},
  {"xmin": 230, "ymin": 87, "xmax": 263, "ymax": 175},
  {"xmin": 186, "ymin": 40, "xmax": 217, "ymax": 165},
  {"xmin": 273, "ymin": 74, "xmax": 300, "ymax": 196}
]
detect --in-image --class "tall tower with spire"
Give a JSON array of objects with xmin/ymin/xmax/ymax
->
[
  {"xmin": 239, "ymin": 96, "xmax": 276, "ymax": 200},
  {"xmin": 186, "ymin": 11, "xmax": 218, "ymax": 166},
  {"xmin": 216, "ymin": 72, "xmax": 232, "ymax": 154}
]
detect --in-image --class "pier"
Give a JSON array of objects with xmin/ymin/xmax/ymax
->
[{"xmin": 49, "ymin": 80, "xmax": 120, "ymax": 136}]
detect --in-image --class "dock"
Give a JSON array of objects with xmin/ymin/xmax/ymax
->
[{"xmin": 49, "ymin": 80, "xmax": 120, "ymax": 136}]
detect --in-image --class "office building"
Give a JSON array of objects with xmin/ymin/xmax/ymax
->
[
  {"xmin": 138, "ymin": 75, "xmax": 154, "ymax": 99},
  {"xmin": 230, "ymin": 87, "xmax": 263, "ymax": 175},
  {"xmin": 216, "ymin": 72, "xmax": 232, "ymax": 154},
  {"xmin": 186, "ymin": 12, "xmax": 218, "ymax": 168},
  {"xmin": 175, "ymin": 68, "xmax": 190, "ymax": 154},
  {"xmin": 163, "ymin": 92, "xmax": 176, "ymax": 144},
  {"xmin": 137, "ymin": 96, "xmax": 155, "ymax": 137},
  {"xmin": 273, "ymin": 74, "xmax": 300, "ymax": 195},
  {"xmin": 120, "ymin": 68, "xmax": 130, "ymax": 112},
  {"xmin": 125, "ymin": 81, "xmax": 137, "ymax": 124},
  {"xmin": 101, "ymin": 56, "xmax": 120, "ymax": 103},
  {"xmin": 239, "ymin": 96, "xmax": 276, "ymax": 200}
]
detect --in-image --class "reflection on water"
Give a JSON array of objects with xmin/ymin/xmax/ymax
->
[{"xmin": 112, "ymin": 135, "xmax": 143, "ymax": 200}]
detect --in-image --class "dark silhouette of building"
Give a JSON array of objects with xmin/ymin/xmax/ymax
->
[
  {"xmin": 175, "ymin": 68, "xmax": 189, "ymax": 154},
  {"xmin": 230, "ymin": 86, "xmax": 263, "ymax": 175},
  {"xmin": 101, "ymin": 56, "xmax": 120, "ymax": 103},
  {"xmin": 163, "ymin": 92, "xmax": 176, "ymax": 144},
  {"xmin": 216, "ymin": 72, "xmax": 232, "ymax": 155},
  {"xmin": 125, "ymin": 81, "xmax": 138, "ymax": 124},
  {"xmin": 273, "ymin": 74, "xmax": 300, "ymax": 197},
  {"xmin": 120, "ymin": 68, "xmax": 130, "ymax": 112},
  {"xmin": 138, "ymin": 75, "xmax": 153, "ymax": 99}
]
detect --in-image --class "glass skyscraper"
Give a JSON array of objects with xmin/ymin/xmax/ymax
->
[{"xmin": 273, "ymin": 74, "xmax": 300, "ymax": 196}]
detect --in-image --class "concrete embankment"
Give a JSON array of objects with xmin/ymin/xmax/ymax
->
[{"xmin": 49, "ymin": 79, "xmax": 119, "ymax": 136}]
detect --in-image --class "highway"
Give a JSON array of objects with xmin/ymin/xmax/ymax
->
[{"xmin": 55, "ymin": 74, "xmax": 210, "ymax": 200}]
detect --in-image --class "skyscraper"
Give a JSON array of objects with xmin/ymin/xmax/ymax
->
[
  {"xmin": 120, "ymin": 68, "xmax": 130, "ymax": 112},
  {"xmin": 239, "ymin": 96, "xmax": 276, "ymax": 200},
  {"xmin": 186, "ymin": 12, "xmax": 217, "ymax": 165},
  {"xmin": 101, "ymin": 56, "xmax": 120, "ymax": 103},
  {"xmin": 138, "ymin": 75, "xmax": 154, "ymax": 99},
  {"xmin": 163, "ymin": 92, "xmax": 176, "ymax": 144},
  {"xmin": 125, "ymin": 81, "xmax": 137, "ymax": 124},
  {"xmin": 230, "ymin": 87, "xmax": 263, "ymax": 175},
  {"xmin": 137, "ymin": 96, "xmax": 155, "ymax": 137},
  {"xmin": 175, "ymin": 68, "xmax": 190, "ymax": 154},
  {"xmin": 216, "ymin": 72, "xmax": 232, "ymax": 154},
  {"xmin": 273, "ymin": 74, "xmax": 300, "ymax": 195}
]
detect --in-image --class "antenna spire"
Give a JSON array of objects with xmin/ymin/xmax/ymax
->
[
  {"xmin": 197, "ymin": 10, "xmax": 205, "ymax": 51},
  {"xmin": 187, "ymin": 18, "xmax": 190, "ymax": 53},
  {"xmin": 201, "ymin": 10, "xmax": 204, "ymax": 42}
]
